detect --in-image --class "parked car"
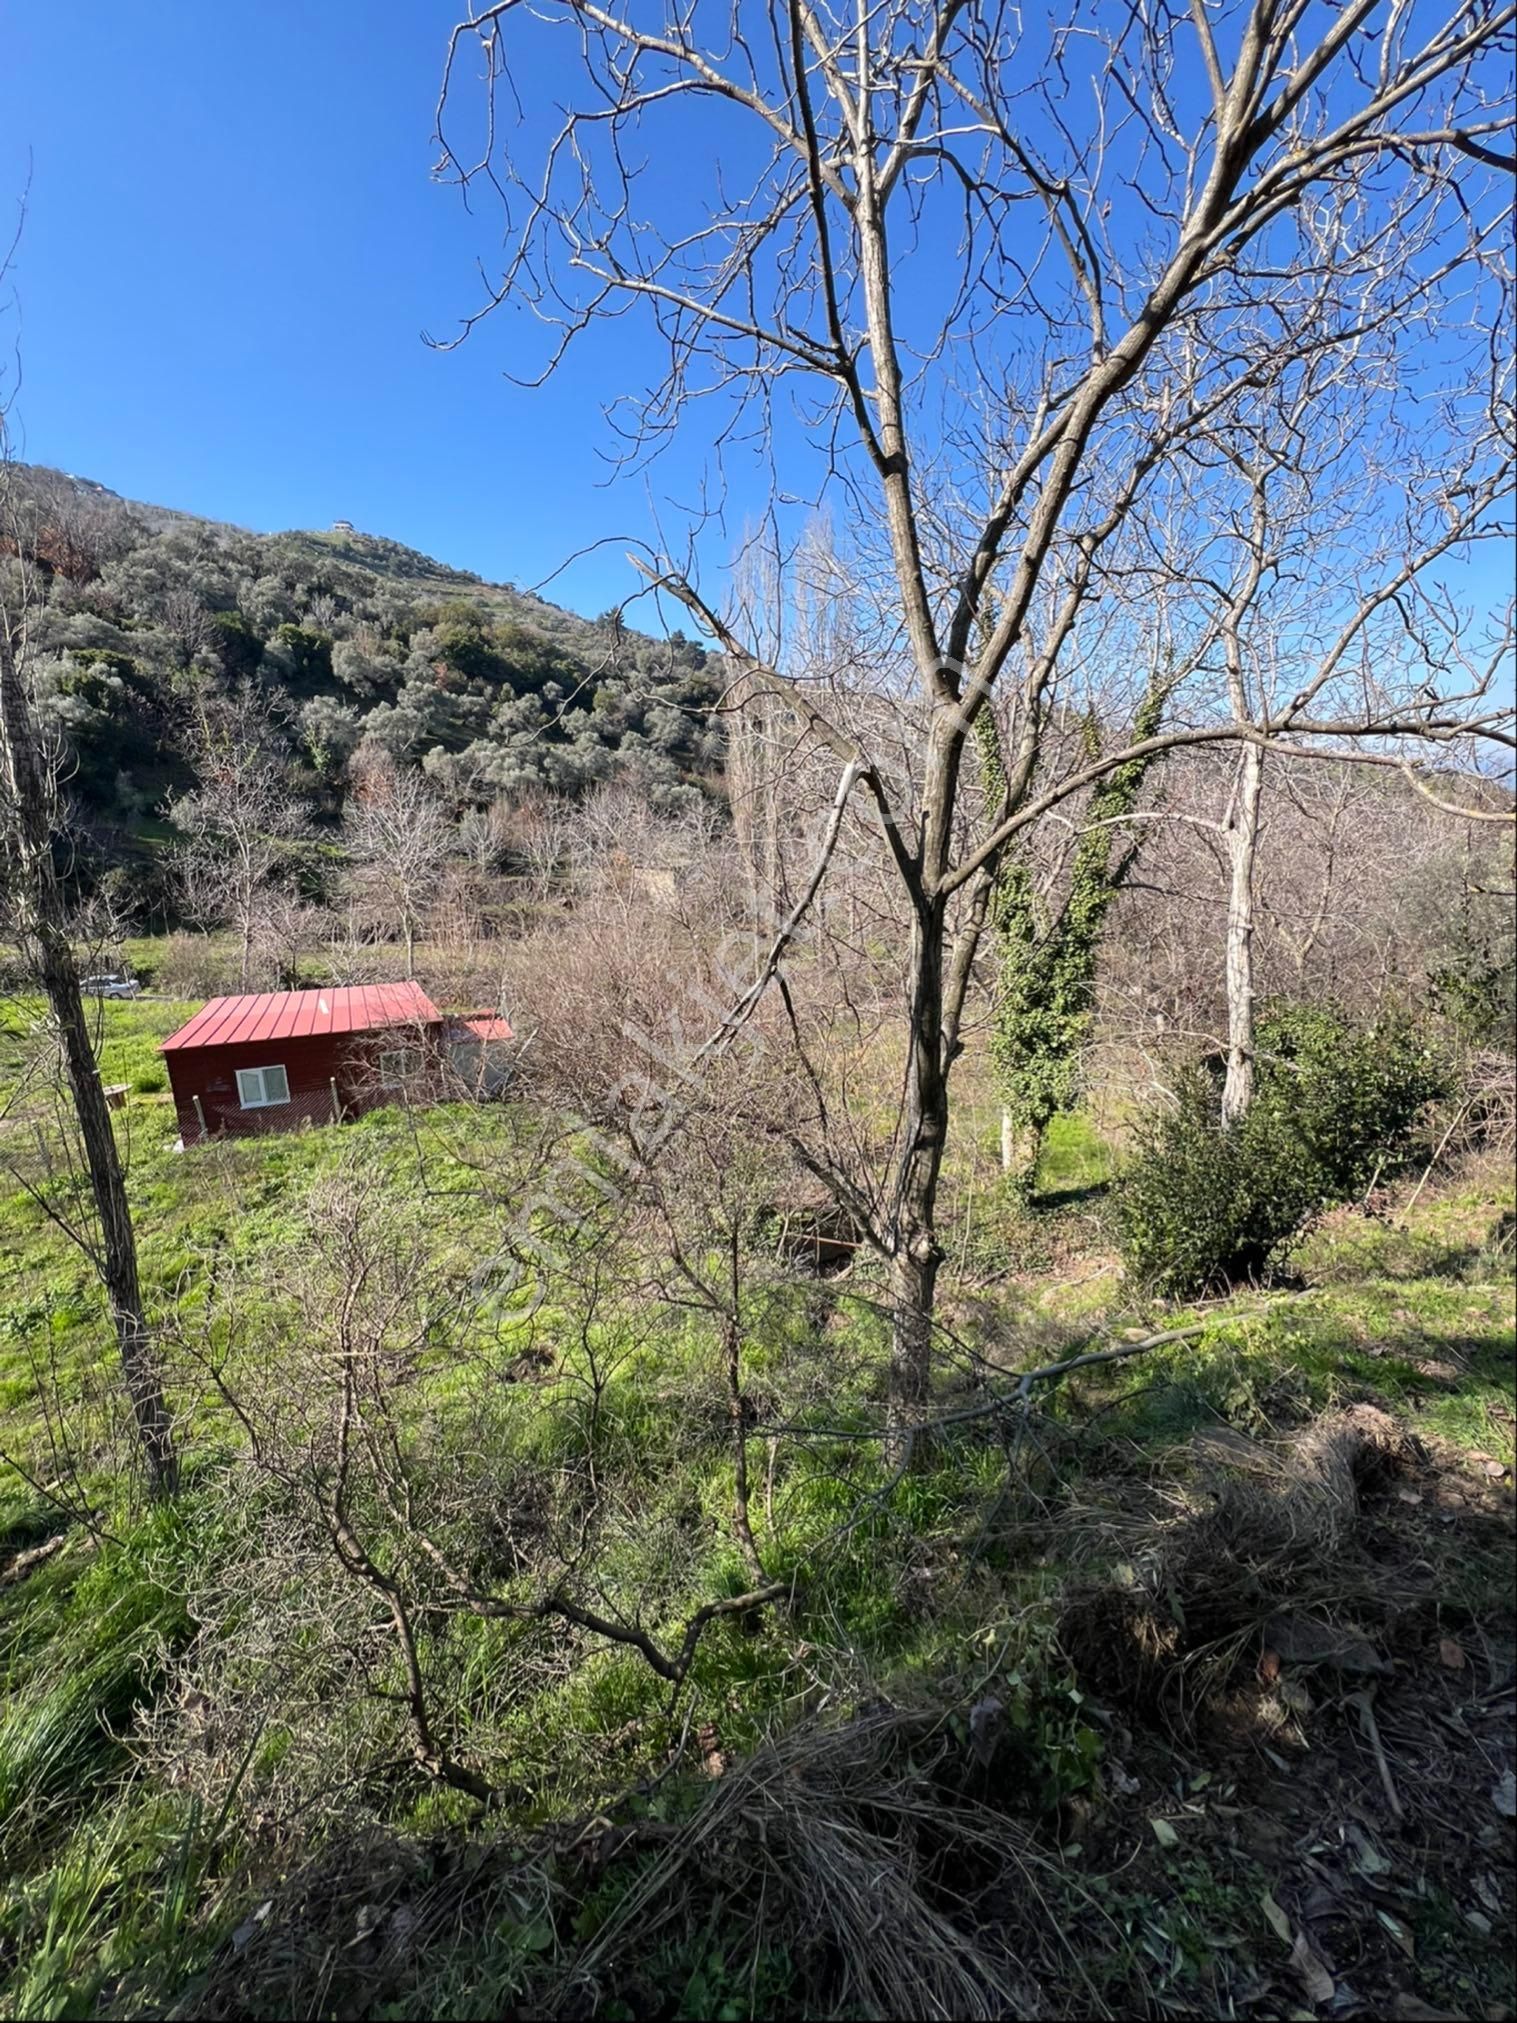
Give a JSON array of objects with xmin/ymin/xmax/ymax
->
[{"xmin": 81, "ymin": 975, "xmax": 141, "ymax": 999}]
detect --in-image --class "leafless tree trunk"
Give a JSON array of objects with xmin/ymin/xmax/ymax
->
[
  {"xmin": 1221, "ymin": 742, "xmax": 1265, "ymax": 1123},
  {"xmin": 726, "ymin": 673, "xmax": 789, "ymax": 952},
  {"xmin": 0, "ymin": 565, "xmax": 178, "ymax": 1496},
  {"xmin": 729, "ymin": 539, "xmax": 795, "ymax": 953}
]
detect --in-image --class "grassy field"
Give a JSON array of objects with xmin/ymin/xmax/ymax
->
[
  {"xmin": 0, "ymin": 998, "xmax": 1512, "ymax": 2019},
  {"xmin": 112, "ymin": 929, "xmax": 525, "ymax": 1002}
]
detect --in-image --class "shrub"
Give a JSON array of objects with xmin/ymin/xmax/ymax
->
[
  {"xmin": 1118, "ymin": 1004, "xmax": 1449, "ymax": 1297},
  {"xmin": 152, "ymin": 934, "xmax": 245, "ymax": 998},
  {"xmin": 1253, "ymin": 1002, "xmax": 1450, "ymax": 1192},
  {"xmin": 1430, "ymin": 941, "xmax": 1516, "ymax": 1050}
]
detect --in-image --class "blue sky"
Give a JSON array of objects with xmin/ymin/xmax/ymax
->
[
  {"xmin": 1, "ymin": 0, "xmax": 730, "ymax": 617},
  {"xmin": 4, "ymin": 0, "xmax": 1511, "ymax": 655}
]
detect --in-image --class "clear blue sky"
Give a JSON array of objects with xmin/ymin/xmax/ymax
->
[
  {"xmin": 1, "ymin": 0, "xmax": 723, "ymax": 617},
  {"xmin": 4, "ymin": 1, "xmax": 1511, "ymax": 652}
]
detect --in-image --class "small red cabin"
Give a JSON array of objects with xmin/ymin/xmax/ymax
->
[{"xmin": 161, "ymin": 983, "xmax": 445, "ymax": 1144}]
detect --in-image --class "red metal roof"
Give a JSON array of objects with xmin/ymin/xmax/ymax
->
[
  {"xmin": 459, "ymin": 1012, "xmax": 514, "ymax": 1043},
  {"xmin": 161, "ymin": 982, "xmax": 443, "ymax": 1052}
]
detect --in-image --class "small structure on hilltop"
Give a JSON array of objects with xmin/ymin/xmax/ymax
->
[
  {"xmin": 161, "ymin": 982, "xmax": 449, "ymax": 1144},
  {"xmin": 331, "ymin": 517, "xmax": 355, "ymax": 533}
]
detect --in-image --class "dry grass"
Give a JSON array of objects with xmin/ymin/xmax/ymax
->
[
  {"xmin": 1058, "ymin": 1405, "xmax": 1437, "ymax": 1722},
  {"xmin": 557, "ymin": 1708, "xmax": 1059, "ymax": 2022},
  {"xmin": 186, "ymin": 1705, "xmax": 1107, "ymax": 2022}
]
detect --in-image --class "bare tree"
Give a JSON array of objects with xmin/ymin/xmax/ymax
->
[
  {"xmin": 1159, "ymin": 359, "xmax": 1513, "ymax": 1119},
  {"xmin": 1094, "ymin": 738, "xmax": 1513, "ymax": 1121},
  {"xmin": 503, "ymin": 791, "xmax": 576, "ymax": 906},
  {"xmin": 159, "ymin": 585, "xmax": 216, "ymax": 672},
  {"xmin": 251, "ymin": 886, "xmax": 325, "ymax": 994},
  {"xmin": 168, "ymin": 1151, "xmax": 785, "ymax": 1806},
  {"xmin": 0, "ymin": 463, "xmax": 127, "ymax": 585},
  {"xmin": 1258, "ymin": 767, "xmax": 1361, "ymax": 990},
  {"xmin": 170, "ymin": 686, "xmax": 311, "ymax": 992},
  {"xmin": 343, "ymin": 752, "xmax": 455, "ymax": 976},
  {"xmin": 436, "ymin": 1, "xmax": 1515, "ymax": 1450},
  {"xmin": 1, "ymin": 444, "xmax": 178, "ymax": 1496}
]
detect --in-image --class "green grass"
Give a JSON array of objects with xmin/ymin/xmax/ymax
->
[
  {"xmin": 1052, "ymin": 1186, "xmax": 1515, "ymax": 1464},
  {"xmin": 0, "ymin": 1490, "xmax": 233, "ymax": 2018},
  {"xmin": 0, "ymin": 995, "xmax": 197, "ymax": 1110},
  {"xmin": 1035, "ymin": 1110, "xmax": 1115, "ymax": 1201},
  {"xmin": 0, "ymin": 995, "xmax": 535, "ymax": 1457},
  {"xmin": 0, "ymin": 1495, "xmax": 221, "ymax": 1853},
  {"xmin": 117, "ymin": 931, "xmax": 460, "ymax": 994},
  {"xmin": 0, "ymin": 1002, "xmax": 1510, "ymax": 2020}
]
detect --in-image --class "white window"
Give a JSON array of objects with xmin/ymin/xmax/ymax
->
[
  {"xmin": 236, "ymin": 1064, "xmax": 290, "ymax": 1109},
  {"xmin": 379, "ymin": 1048, "xmax": 415, "ymax": 1089}
]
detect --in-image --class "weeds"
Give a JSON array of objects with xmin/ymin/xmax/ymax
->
[{"xmin": 0, "ymin": 1013, "xmax": 1510, "ymax": 2019}]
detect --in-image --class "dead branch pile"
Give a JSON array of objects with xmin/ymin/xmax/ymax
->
[
  {"xmin": 184, "ymin": 1707, "xmax": 1068, "ymax": 2023},
  {"xmin": 1058, "ymin": 1405, "xmax": 1422, "ymax": 1718},
  {"xmin": 559, "ymin": 1708, "xmax": 1051, "ymax": 2022}
]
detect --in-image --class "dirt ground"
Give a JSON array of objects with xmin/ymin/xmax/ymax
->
[{"xmin": 1062, "ymin": 1430, "xmax": 1515, "ymax": 2020}]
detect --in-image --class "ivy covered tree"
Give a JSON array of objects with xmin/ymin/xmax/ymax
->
[{"xmin": 984, "ymin": 679, "xmax": 1169, "ymax": 1194}]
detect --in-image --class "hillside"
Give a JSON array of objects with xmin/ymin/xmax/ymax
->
[{"xmin": 5, "ymin": 463, "xmax": 721, "ymax": 846}]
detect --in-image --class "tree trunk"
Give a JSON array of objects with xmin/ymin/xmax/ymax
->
[
  {"xmin": 887, "ymin": 1240, "xmax": 940, "ymax": 1463},
  {"xmin": 405, "ymin": 916, "xmax": 416, "ymax": 977},
  {"xmin": 1221, "ymin": 743, "xmax": 1264, "ymax": 1125},
  {"xmin": 885, "ymin": 894, "xmax": 949, "ymax": 1463},
  {"xmin": 39, "ymin": 934, "xmax": 179, "ymax": 1493},
  {"xmin": 0, "ymin": 629, "xmax": 178, "ymax": 1495},
  {"xmin": 997, "ymin": 1111, "xmax": 1043, "ymax": 1196}
]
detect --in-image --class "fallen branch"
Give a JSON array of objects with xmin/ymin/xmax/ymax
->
[
  {"xmin": 0, "ymin": 1528, "xmax": 69, "ymax": 1586},
  {"xmin": 746, "ymin": 1317, "xmax": 1242, "ymax": 1568},
  {"xmin": 1005, "ymin": 1321, "xmax": 1216, "ymax": 1408},
  {"xmin": 1347, "ymin": 1686, "xmax": 1405, "ymax": 1821},
  {"xmin": 753, "ymin": 1318, "xmax": 1225, "ymax": 1450},
  {"xmin": 1401, "ymin": 1093, "xmax": 1478, "ymax": 1219}
]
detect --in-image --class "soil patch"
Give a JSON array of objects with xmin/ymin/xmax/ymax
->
[{"xmin": 1061, "ymin": 1413, "xmax": 1516, "ymax": 2017}]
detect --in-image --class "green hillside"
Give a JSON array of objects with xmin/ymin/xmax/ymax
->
[{"xmin": 8, "ymin": 464, "xmax": 721, "ymax": 856}]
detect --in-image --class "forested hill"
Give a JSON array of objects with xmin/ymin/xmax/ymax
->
[{"xmin": 5, "ymin": 463, "xmax": 722, "ymax": 826}]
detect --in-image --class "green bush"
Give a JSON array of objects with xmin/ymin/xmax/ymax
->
[
  {"xmin": 1118, "ymin": 1004, "xmax": 1449, "ymax": 1297},
  {"xmin": 1430, "ymin": 940, "xmax": 1516, "ymax": 1049}
]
